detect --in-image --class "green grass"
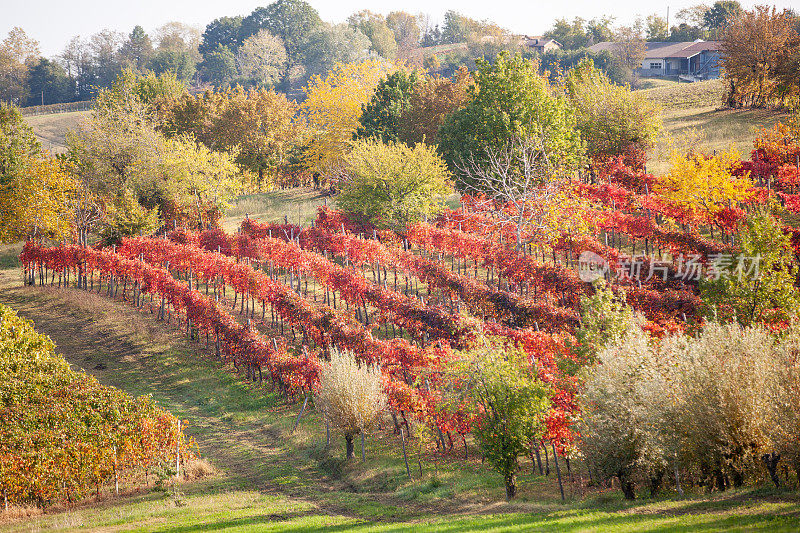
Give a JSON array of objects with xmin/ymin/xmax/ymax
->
[
  {"xmin": 1, "ymin": 265, "xmax": 799, "ymax": 531},
  {"xmin": 223, "ymin": 187, "xmax": 333, "ymax": 232},
  {"xmin": 23, "ymin": 110, "xmax": 89, "ymax": 154},
  {"xmin": 643, "ymin": 79, "xmax": 791, "ymax": 175}
]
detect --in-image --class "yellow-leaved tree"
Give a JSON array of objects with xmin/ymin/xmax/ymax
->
[
  {"xmin": 300, "ymin": 59, "xmax": 396, "ymax": 175},
  {"xmin": 655, "ymin": 148, "xmax": 753, "ymax": 217},
  {"xmin": 0, "ymin": 156, "xmax": 77, "ymax": 242}
]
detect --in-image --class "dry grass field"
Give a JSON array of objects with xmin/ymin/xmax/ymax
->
[{"xmin": 23, "ymin": 110, "xmax": 89, "ymax": 153}]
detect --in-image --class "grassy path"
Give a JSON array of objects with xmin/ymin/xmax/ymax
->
[{"xmin": 2, "ymin": 263, "xmax": 800, "ymax": 531}]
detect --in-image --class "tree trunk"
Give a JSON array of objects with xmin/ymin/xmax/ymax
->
[
  {"xmin": 618, "ymin": 472, "xmax": 636, "ymax": 500},
  {"xmin": 762, "ymin": 453, "xmax": 781, "ymax": 488},
  {"xmin": 504, "ymin": 472, "xmax": 517, "ymax": 499},
  {"xmin": 345, "ymin": 434, "xmax": 355, "ymax": 460}
]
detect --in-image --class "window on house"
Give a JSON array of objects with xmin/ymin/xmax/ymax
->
[{"xmin": 649, "ymin": 62, "xmax": 662, "ymax": 69}]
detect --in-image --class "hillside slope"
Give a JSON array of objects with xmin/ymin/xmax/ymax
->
[
  {"xmin": 642, "ymin": 79, "xmax": 790, "ymax": 174},
  {"xmin": 23, "ymin": 110, "xmax": 89, "ymax": 153}
]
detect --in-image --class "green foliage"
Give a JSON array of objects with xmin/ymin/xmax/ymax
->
[
  {"xmin": 0, "ymin": 102, "xmax": 40, "ymax": 180},
  {"xmin": 544, "ymin": 17, "xmax": 615, "ymax": 50},
  {"xmin": 338, "ymin": 139, "xmax": 453, "ymax": 230},
  {"xmin": 199, "ymin": 16, "xmax": 243, "ymax": 57},
  {"xmin": 149, "ymin": 50, "xmax": 196, "ymax": 81},
  {"xmin": 700, "ymin": 210, "xmax": 799, "ymax": 326},
  {"xmin": 355, "ymin": 70, "xmax": 418, "ymax": 144},
  {"xmin": 538, "ymin": 48, "xmax": 626, "ymax": 86},
  {"xmin": 456, "ymin": 337, "xmax": 551, "ymax": 499},
  {"xmin": 299, "ymin": 23, "xmax": 371, "ymax": 82},
  {"xmin": 348, "ymin": 10, "xmax": 398, "ymax": 60},
  {"xmin": 565, "ymin": 59, "xmax": 662, "ymax": 159},
  {"xmin": 438, "ymin": 52, "xmax": 584, "ymax": 190},
  {"xmin": 25, "ymin": 58, "xmax": 76, "ymax": 106},
  {"xmin": 202, "ymin": 44, "xmax": 238, "ymax": 85}
]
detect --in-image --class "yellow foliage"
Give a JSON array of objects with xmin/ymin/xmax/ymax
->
[
  {"xmin": 655, "ymin": 148, "xmax": 753, "ymax": 215},
  {"xmin": 0, "ymin": 156, "xmax": 77, "ymax": 242},
  {"xmin": 300, "ymin": 59, "xmax": 396, "ymax": 174}
]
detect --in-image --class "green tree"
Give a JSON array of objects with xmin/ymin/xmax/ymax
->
[
  {"xmin": 119, "ymin": 25, "xmax": 154, "ymax": 72},
  {"xmin": 202, "ymin": 44, "xmax": 238, "ymax": 85},
  {"xmin": 456, "ymin": 337, "xmax": 551, "ymax": 499},
  {"xmin": 438, "ymin": 52, "xmax": 584, "ymax": 190},
  {"xmin": 338, "ymin": 139, "xmax": 453, "ymax": 230},
  {"xmin": 575, "ymin": 280, "xmax": 636, "ymax": 364},
  {"xmin": 565, "ymin": 58, "xmax": 661, "ymax": 159},
  {"xmin": 646, "ymin": 14, "xmax": 669, "ymax": 41},
  {"xmin": 0, "ymin": 102, "xmax": 40, "ymax": 180},
  {"xmin": 25, "ymin": 58, "xmax": 75, "ymax": 106},
  {"xmin": 347, "ymin": 10, "xmax": 398, "ymax": 60},
  {"xmin": 149, "ymin": 50, "xmax": 195, "ymax": 81},
  {"xmin": 300, "ymin": 24, "xmax": 371, "ymax": 81},
  {"xmin": 544, "ymin": 17, "xmax": 588, "ymax": 49},
  {"xmin": 701, "ymin": 210, "xmax": 799, "ymax": 326},
  {"xmin": 199, "ymin": 16, "xmax": 243, "ymax": 56},
  {"xmin": 236, "ymin": 30, "xmax": 287, "ymax": 88},
  {"xmin": 704, "ymin": 1, "xmax": 743, "ymax": 30},
  {"xmin": 355, "ymin": 70, "xmax": 418, "ymax": 143}
]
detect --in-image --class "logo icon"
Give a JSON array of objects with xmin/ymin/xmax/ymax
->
[{"xmin": 578, "ymin": 251, "xmax": 608, "ymax": 282}]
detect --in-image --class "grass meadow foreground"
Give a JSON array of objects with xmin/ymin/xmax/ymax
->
[{"xmin": 1, "ymin": 237, "xmax": 800, "ymax": 532}]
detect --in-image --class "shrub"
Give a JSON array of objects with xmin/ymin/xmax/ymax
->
[
  {"xmin": 700, "ymin": 210, "xmax": 799, "ymax": 326},
  {"xmin": 314, "ymin": 347, "xmax": 387, "ymax": 460},
  {"xmin": 580, "ymin": 319, "xmax": 797, "ymax": 498},
  {"xmin": 337, "ymin": 139, "xmax": 453, "ymax": 230}
]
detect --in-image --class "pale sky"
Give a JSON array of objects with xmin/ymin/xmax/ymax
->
[{"xmin": 3, "ymin": 0, "xmax": 797, "ymax": 57}]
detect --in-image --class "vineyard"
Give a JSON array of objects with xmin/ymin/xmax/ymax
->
[
  {"xmin": 10, "ymin": 118, "xmax": 800, "ymax": 510},
  {"xmin": 0, "ymin": 304, "xmax": 192, "ymax": 509}
]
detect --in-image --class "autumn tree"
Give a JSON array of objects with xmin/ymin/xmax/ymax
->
[
  {"xmin": 655, "ymin": 148, "xmax": 753, "ymax": 220},
  {"xmin": 611, "ymin": 24, "xmax": 647, "ymax": 86},
  {"xmin": 337, "ymin": 139, "xmax": 453, "ymax": 229},
  {"xmin": 314, "ymin": 347, "xmax": 386, "ymax": 460},
  {"xmin": 0, "ymin": 156, "xmax": 77, "ymax": 243},
  {"xmin": 439, "ymin": 52, "xmax": 584, "ymax": 191},
  {"xmin": 721, "ymin": 6, "xmax": 800, "ymax": 107},
  {"xmin": 0, "ymin": 27, "xmax": 40, "ymax": 104},
  {"xmin": 67, "ymin": 72, "xmax": 241, "ymax": 238},
  {"xmin": 300, "ymin": 59, "xmax": 395, "ymax": 174},
  {"xmin": 565, "ymin": 59, "xmax": 661, "ymax": 159},
  {"xmin": 386, "ymin": 12, "xmax": 421, "ymax": 55},
  {"xmin": 397, "ymin": 67, "xmax": 471, "ymax": 146}
]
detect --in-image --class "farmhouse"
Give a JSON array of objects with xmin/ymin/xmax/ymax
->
[
  {"xmin": 588, "ymin": 40, "xmax": 722, "ymax": 81},
  {"xmin": 519, "ymin": 36, "xmax": 562, "ymax": 53}
]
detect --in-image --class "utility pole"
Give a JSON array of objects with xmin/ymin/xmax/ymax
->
[{"xmin": 666, "ymin": 7, "xmax": 670, "ymax": 39}]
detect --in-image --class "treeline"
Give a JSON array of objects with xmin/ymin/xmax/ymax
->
[
  {"xmin": 0, "ymin": 304, "xmax": 192, "ymax": 507},
  {"xmin": 6, "ymin": 0, "xmax": 772, "ymax": 107}
]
